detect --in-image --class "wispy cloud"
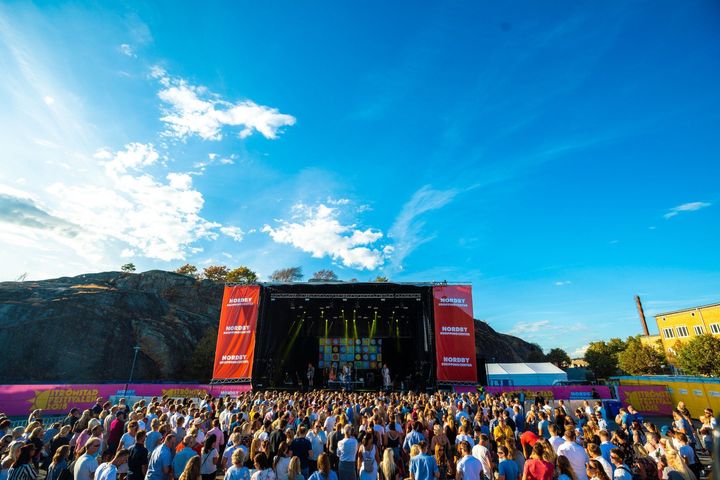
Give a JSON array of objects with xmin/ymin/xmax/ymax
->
[
  {"xmin": 554, "ymin": 280, "xmax": 571, "ymax": 286},
  {"xmin": 262, "ymin": 202, "xmax": 392, "ymax": 270},
  {"xmin": 664, "ymin": 201, "xmax": 711, "ymax": 219},
  {"xmin": 119, "ymin": 43, "xmax": 135, "ymax": 57},
  {"xmin": 151, "ymin": 67, "xmax": 296, "ymax": 141},
  {"xmin": 571, "ymin": 344, "xmax": 589, "ymax": 358},
  {"xmin": 386, "ymin": 185, "xmax": 458, "ymax": 274}
]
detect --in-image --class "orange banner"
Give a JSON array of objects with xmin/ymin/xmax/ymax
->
[
  {"xmin": 433, "ymin": 285, "xmax": 478, "ymax": 384},
  {"xmin": 212, "ymin": 285, "xmax": 260, "ymax": 381}
]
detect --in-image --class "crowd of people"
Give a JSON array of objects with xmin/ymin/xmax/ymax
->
[{"xmin": 0, "ymin": 390, "xmax": 715, "ymax": 480}]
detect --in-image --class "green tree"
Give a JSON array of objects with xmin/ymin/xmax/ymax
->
[
  {"xmin": 676, "ymin": 334, "xmax": 720, "ymax": 377},
  {"xmin": 270, "ymin": 267, "xmax": 303, "ymax": 282},
  {"xmin": 226, "ymin": 266, "xmax": 258, "ymax": 284},
  {"xmin": 617, "ymin": 336, "xmax": 667, "ymax": 375},
  {"xmin": 545, "ymin": 348, "xmax": 571, "ymax": 369},
  {"xmin": 202, "ymin": 265, "xmax": 229, "ymax": 282},
  {"xmin": 374, "ymin": 275, "xmax": 389, "ymax": 282},
  {"xmin": 312, "ymin": 269, "xmax": 338, "ymax": 281},
  {"xmin": 175, "ymin": 263, "xmax": 198, "ymax": 278},
  {"xmin": 584, "ymin": 338, "xmax": 626, "ymax": 379},
  {"xmin": 121, "ymin": 263, "xmax": 136, "ymax": 273}
]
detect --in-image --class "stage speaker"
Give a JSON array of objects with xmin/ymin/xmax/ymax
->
[{"xmin": 476, "ymin": 355, "xmax": 487, "ymax": 385}]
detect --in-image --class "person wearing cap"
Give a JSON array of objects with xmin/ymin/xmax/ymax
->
[{"xmin": 75, "ymin": 419, "xmax": 104, "ymax": 457}]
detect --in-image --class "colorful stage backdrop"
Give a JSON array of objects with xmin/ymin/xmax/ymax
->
[
  {"xmin": 433, "ymin": 285, "xmax": 477, "ymax": 384},
  {"xmin": 0, "ymin": 384, "xmax": 252, "ymax": 417},
  {"xmin": 212, "ymin": 285, "xmax": 260, "ymax": 381}
]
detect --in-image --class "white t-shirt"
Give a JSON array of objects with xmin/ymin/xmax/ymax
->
[
  {"xmin": 613, "ymin": 465, "xmax": 632, "ymax": 480},
  {"xmin": 593, "ymin": 456, "xmax": 612, "ymax": 479},
  {"xmin": 556, "ymin": 442, "xmax": 589, "ymax": 480},
  {"xmin": 74, "ymin": 453, "xmax": 98, "ymax": 480},
  {"xmin": 200, "ymin": 449, "xmax": 219, "ymax": 475},
  {"xmin": 94, "ymin": 462, "xmax": 117, "ymax": 480},
  {"xmin": 275, "ymin": 456, "xmax": 291, "ymax": 480},
  {"xmin": 471, "ymin": 444, "xmax": 493, "ymax": 475},
  {"xmin": 457, "ymin": 454, "xmax": 483, "ymax": 480},
  {"xmin": 549, "ymin": 436, "xmax": 563, "ymax": 453}
]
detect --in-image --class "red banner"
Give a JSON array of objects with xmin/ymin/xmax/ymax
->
[
  {"xmin": 212, "ymin": 285, "xmax": 260, "ymax": 381},
  {"xmin": 433, "ymin": 285, "xmax": 477, "ymax": 384}
]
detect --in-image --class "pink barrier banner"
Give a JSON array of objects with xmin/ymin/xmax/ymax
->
[
  {"xmin": 617, "ymin": 385, "xmax": 673, "ymax": 415},
  {"xmin": 0, "ymin": 384, "xmax": 252, "ymax": 417},
  {"xmin": 484, "ymin": 385, "xmax": 611, "ymax": 400}
]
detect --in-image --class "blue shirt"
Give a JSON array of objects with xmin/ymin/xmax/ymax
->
[
  {"xmin": 498, "ymin": 459, "xmax": 519, "ymax": 480},
  {"xmin": 538, "ymin": 420, "xmax": 550, "ymax": 439},
  {"xmin": 224, "ymin": 466, "xmax": 250, "ymax": 480},
  {"xmin": 308, "ymin": 472, "xmax": 337, "ymax": 480},
  {"xmin": 600, "ymin": 442, "xmax": 613, "ymax": 464},
  {"xmin": 172, "ymin": 447, "xmax": 197, "ymax": 479},
  {"xmin": 409, "ymin": 453, "xmax": 439, "ymax": 480},
  {"xmin": 403, "ymin": 430, "xmax": 425, "ymax": 453},
  {"xmin": 146, "ymin": 444, "xmax": 173, "ymax": 480},
  {"xmin": 146, "ymin": 431, "xmax": 163, "ymax": 453}
]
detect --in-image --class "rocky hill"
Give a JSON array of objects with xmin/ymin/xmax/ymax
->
[{"xmin": 0, "ymin": 271, "xmax": 543, "ymax": 383}]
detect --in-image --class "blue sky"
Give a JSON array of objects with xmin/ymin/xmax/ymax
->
[{"xmin": 1, "ymin": 1, "xmax": 719, "ymax": 356}]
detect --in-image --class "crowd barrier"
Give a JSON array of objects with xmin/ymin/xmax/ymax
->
[{"xmin": 0, "ymin": 383, "xmax": 251, "ymax": 417}]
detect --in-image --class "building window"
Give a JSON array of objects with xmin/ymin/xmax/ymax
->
[
  {"xmin": 691, "ymin": 312, "xmax": 695, "ymax": 316},
  {"xmin": 676, "ymin": 326, "xmax": 689, "ymax": 338},
  {"xmin": 694, "ymin": 325, "xmax": 704, "ymax": 335},
  {"xmin": 663, "ymin": 328, "xmax": 675, "ymax": 338},
  {"xmin": 711, "ymin": 323, "xmax": 720, "ymax": 335}
]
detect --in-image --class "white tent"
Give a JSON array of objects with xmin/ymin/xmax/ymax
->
[{"xmin": 486, "ymin": 362, "xmax": 567, "ymax": 386}]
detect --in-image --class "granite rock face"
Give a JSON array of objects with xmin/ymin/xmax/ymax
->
[{"xmin": 0, "ymin": 271, "xmax": 543, "ymax": 383}]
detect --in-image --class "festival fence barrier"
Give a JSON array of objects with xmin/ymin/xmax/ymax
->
[
  {"xmin": 616, "ymin": 375, "xmax": 720, "ymax": 417},
  {"xmin": 0, "ymin": 383, "xmax": 252, "ymax": 417},
  {"xmin": 212, "ymin": 285, "xmax": 260, "ymax": 381},
  {"xmin": 433, "ymin": 285, "xmax": 477, "ymax": 384},
  {"xmin": 483, "ymin": 385, "xmax": 612, "ymax": 400},
  {"xmin": 616, "ymin": 385, "xmax": 673, "ymax": 416}
]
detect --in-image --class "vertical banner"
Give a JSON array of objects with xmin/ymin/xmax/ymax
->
[
  {"xmin": 433, "ymin": 285, "xmax": 478, "ymax": 384},
  {"xmin": 212, "ymin": 285, "xmax": 260, "ymax": 381}
]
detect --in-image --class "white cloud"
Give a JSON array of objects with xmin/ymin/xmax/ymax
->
[
  {"xmin": 554, "ymin": 280, "xmax": 571, "ymax": 286},
  {"xmin": 43, "ymin": 143, "xmax": 221, "ymax": 262},
  {"xmin": 192, "ymin": 152, "xmax": 236, "ymax": 174},
  {"xmin": 121, "ymin": 248, "xmax": 136, "ymax": 258},
  {"xmin": 43, "ymin": 95, "xmax": 54, "ymax": 105},
  {"xmin": 119, "ymin": 44, "xmax": 135, "ymax": 57},
  {"xmin": 513, "ymin": 319, "xmax": 551, "ymax": 334},
  {"xmin": 664, "ymin": 201, "xmax": 711, "ymax": 219},
  {"xmin": 262, "ymin": 202, "xmax": 391, "ymax": 270},
  {"xmin": 152, "ymin": 67, "xmax": 296, "ymax": 141},
  {"xmin": 220, "ymin": 226, "xmax": 245, "ymax": 242},
  {"xmin": 386, "ymin": 185, "xmax": 457, "ymax": 273},
  {"xmin": 571, "ymin": 344, "xmax": 589, "ymax": 358}
]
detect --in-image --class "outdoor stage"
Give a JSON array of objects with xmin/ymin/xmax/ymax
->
[{"xmin": 212, "ymin": 282, "xmax": 480, "ymax": 390}]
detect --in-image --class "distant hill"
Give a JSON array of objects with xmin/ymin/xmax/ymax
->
[{"xmin": 0, "ymin": 270, "xmax": 543, "ymax": 383}]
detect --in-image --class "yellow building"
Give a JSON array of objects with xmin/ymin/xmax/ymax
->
[{"xmin": 655, "ymin": 302, "xmax": 720, "ymax": 356}]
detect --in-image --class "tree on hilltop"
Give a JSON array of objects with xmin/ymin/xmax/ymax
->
[
  {"xmin": 270, "ymin": 267, "xmax": 303, "ymax": 282},
  {"xmin": 202, "ymin": 265, "xmax": 229, "ymax": 282},
  {"xmin": 312, "ymin": 269, "xmax": 338, "ymax": 281},
  {"xmin": 226, "ymin": 266, "xmax": 258, "ymax": 284},
  {"xmin": 374, "ymin": 275, "xmax": 389, "ymax": 282},
  {"xmin": 175, "ymin": 263, "xmax": 199, "ymax": 278},
  {"xmin": 121, "ymin": 263, "xmax": 136, "ymax": 273}
]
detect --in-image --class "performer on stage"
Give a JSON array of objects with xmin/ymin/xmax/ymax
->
[
  {"xmin": 382, "ymin": 363, "xmax": 391, "ymax": 391},
  {"xmin": 342, "ymin": 362, "xmax": 352, "ymax": 391},
  {"xmin": 307, "ymin": 362, "xmax": 315, "ymax": 389}
]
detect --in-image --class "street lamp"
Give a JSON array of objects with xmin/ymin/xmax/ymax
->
[{"xmin": 124, "ymin": 345, "xmax": 141, "ymax": 397}]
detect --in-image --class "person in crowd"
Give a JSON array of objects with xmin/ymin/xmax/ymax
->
[
  {"xmin": 522, "ymin": 443, "xmax": 553, "ymax": 480},
  {"xmin": 287, "ymin": 457, "xmax": 304, "ymax": 480},
  {"xmin": 128, "ymin": 430, "xmax": 149, "ymax": 480},
  {"xmin": 251, "ymin": 453, "xmax": 276, "ymax": 480},
  {"xmin": 309, "ymin": 454, "xmax": 337, "ymax": 480},
  {"xmin": 609, "ymin": 449, "xmax": 632, "ymax": 480},
  {"xmin": 146, "ymin": 434, "xmax": 177, "ymax": 480},
  {"xmin": 178, "ymin": 457, "xmax": 201, "ymax": 480},
  {"xmin": 224, "ymin": 449, "xmax": 250, "ymax": 480},
  {"xmin": 557, "ymin": 428, "xmax": 589, "ymax": 480},
  {"xmin": 498, "ymin": 445, "xmax": 519, "ymax": 480},
  {"xmin": 471, "ymin": 434, "xmax": 493, "ymax": 477},
  {"xmin": 94, "ymin": 449, "xmax": 130, "ymax": 480},
  {"xmin": 357, "ymin": 431, "xmax": 379, "ymax": 480},
  {"xmin": 45, "ymin": 445, "xmax": 69, "ymax": 480},
  {"xmin": 199, "ymin": 435, "xmax": 219, "ymax": 480},
  {"xmin": 290, "ymin": 426, "xmax": 312, "ymax": 478},
  {"xmin": 74, "ymin": 437, "xmax": 101, "ymax": 480},
  {"xmin": 409, "ymin": 441, "xmax": 439, "ymax": 480},
  {"xmin": 337, "ymin": 426, "xmax": 358, "ymax": 480},
  {"xmin": 8, "ymin": 444, "xmax": 37, "ymax": 480},
  {"xmin": 556, "ymin": 456, "xmax": 577, "ymax": 480},
  {"xmin": 455, "ymin": 441, "xmax": 482, "ymax": 480},
  {"xmin": 585, "ymin": 460, "xmax": 611, "ymax": 480},
  {"xmin": 586, "ymin": 444, "xmax": 612, "ymax": 480},
  {"xmin": 2, "ymin": 442, "xmax": 23, "ymax": 480},
  {"xmin": 173, "ymin": 436, "xmax": 198, "ymax": 480}
]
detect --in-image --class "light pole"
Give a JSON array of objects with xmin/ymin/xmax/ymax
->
[{"xmin": 124, "ymin": 345, "xmax": 141, "ymax": 397}]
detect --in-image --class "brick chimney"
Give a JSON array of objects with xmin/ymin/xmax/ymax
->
[{"xmin": 635, "ymin": 295, "xmax": 650, "ymax": 336}]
